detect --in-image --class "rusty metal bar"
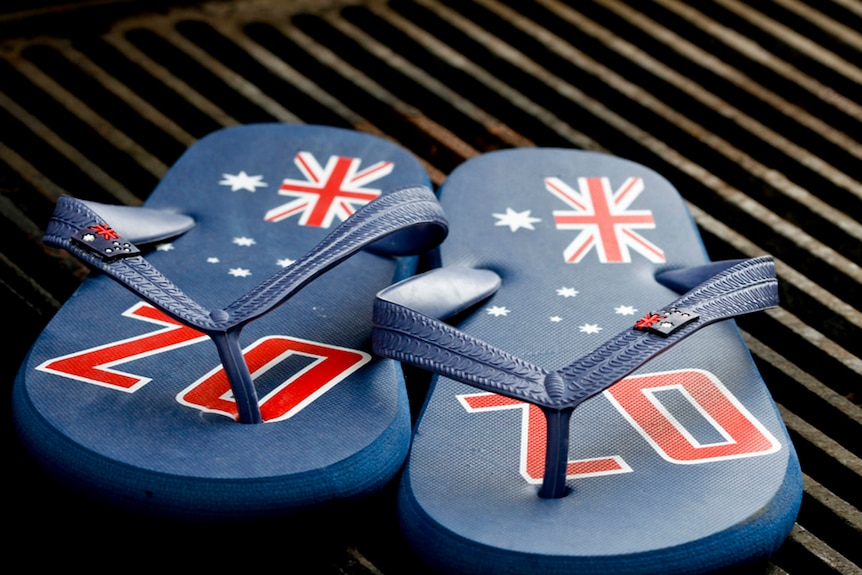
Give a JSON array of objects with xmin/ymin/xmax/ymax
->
[
  {"xmin": 104, "ymin": 19, "xmax": 240, "ymax": 128},
  {"xmin": 652, "ymin": 0, "xmax": 862, "ymax": 122}
]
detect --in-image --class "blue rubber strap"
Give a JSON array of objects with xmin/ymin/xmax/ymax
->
[
  {"xmin": 376, "ymin": 267, "xmax": 502, "ymax": 324},
  {"xmin": 553, "ymin": 256, "xmax": 778, "ymax": 409},
  {"xmin": 655, "ymin": 259, "xmax": 746, "ymax": 293},
  {"xmin": 44, "ymin": 186, "xmax": 448, "ymax": 423},
  {"xmin": 79, "ymin": 200, "xmax": 195, "ymax": 245},
  {"xmin": 372, "ymin": 257, "xmax": 778, "ymax": 497},
  {"xmin": 373, "ymin": 298, "xmax": 551, "ymax": 401}
]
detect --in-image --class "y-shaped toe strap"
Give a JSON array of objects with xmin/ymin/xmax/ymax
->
[
  {"xmin": 372, "ymin": 257, "xmax": 779, "ymax": 497},
  {"xmin": 44, "ymin": 186, "xmax": 448, "ymax": 423}
]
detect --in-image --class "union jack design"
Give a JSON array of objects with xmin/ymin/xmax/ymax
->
[
  {"xmin": 88, "ymin": 224, "xmax": 119, "ymax": 240},
  {"xmin": 264, "ymin": 152, "xmax": 394, "ymax": 228},
  {"xmin": 548, "ymin": 176, "xmax": 665, "ymax": 264}
]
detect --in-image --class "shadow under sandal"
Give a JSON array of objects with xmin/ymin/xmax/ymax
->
[
  {"xmin": 12, "ymin": 124, "xmax": 448, "ymax": 519},
  {"xmin": 372, "ymin": 148, "xmax": 802, "ymax": 575}
]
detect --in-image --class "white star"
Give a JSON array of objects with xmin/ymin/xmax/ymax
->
[
  {"xmin": 155, "ymin": 243, "xmax": 174, "ymax": 252},
  {"xmin": 579, "ymin": 323, "xmax": 602, "ymax": 334},
  {"xmin": 228, "ymin": 268, "xmax": 252, "ymax": 277},
  {"xmin": 556, "ymin": 287, "xmax": 579, "ymax": 298},
  {"xmin": 233, "ymin": 236, "xmax": 256, "ymax": 247},
  {"xmin": 219, "ymin": 171, "xmax": 268, "ymax": 192},
  {"xmin": 492, "ymin": 208, "xmax": 541, "ymax": 232},
  {"xmin": 207, "ymin": 257, "xmax": 220, "ymax": 264},
  {"xmin": 615, "ymin": 305, "xmax": 637, "ymax": 315},
  {"xmin": 486, "ymin": 305, "xmax": 510, "ymax": 317},
  {"xmin": 550, "ymin": 316, "xmax": 563, "ymax": 322},
  {"xmin": 276, "ymin": 258, "xmax": 295, "ymax": 268}
]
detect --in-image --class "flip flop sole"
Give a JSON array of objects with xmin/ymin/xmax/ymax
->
[
  {"xmin": 13, "ymin": 124, "xmax": 431, "ymax": 518},
  {"xmin": 400, "ymin": 149, "xmax": 802, "ymax": 573}
]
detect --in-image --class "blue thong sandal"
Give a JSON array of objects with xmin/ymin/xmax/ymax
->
[
  {"xmin": 12, "ymin": 123, "xmax": 448, "ymax": 519},
  {"xmin": 372, "ymin": 149, "xmax": 802, "ymax": 574}
]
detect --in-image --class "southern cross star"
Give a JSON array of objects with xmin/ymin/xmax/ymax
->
[
  {"xmin": 492, "ymin": 208, "xmax": 541, "ymax": 232},
  {"xmin": 219, "ymin": 171, "xmax": 268, "ymax": 192},
  {"xmin": 615, "ymin": 305, "xmax": 637, "ymax": 315},
  {"xmin": 233, "ymin": 237, "xmax": 256, "ymax": 247},
  {"xmin": 486, "ymin": 305, "xmax": 511, "ymax": 317}
]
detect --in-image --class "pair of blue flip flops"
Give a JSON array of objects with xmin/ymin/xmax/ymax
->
[{"xmin": 13, "ymin": 124, "xmax": 802, "ymax": 574}]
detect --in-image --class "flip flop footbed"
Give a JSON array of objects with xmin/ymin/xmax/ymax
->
[
  {"xmin": 401, "ymin": 149, "xmax": 801, "ymax": 573},
  {"xmin": 14, "ymin": 124, "xmax": 431, "ymax": 517}
]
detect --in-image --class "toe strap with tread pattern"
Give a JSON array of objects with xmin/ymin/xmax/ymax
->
[
  {"xmin": 45, "ymin": 186, "xmax": 448, "ymax": 423},
  {"xmin": 372, "ymin": 256, "xmax": 779, "ymax": 497}
]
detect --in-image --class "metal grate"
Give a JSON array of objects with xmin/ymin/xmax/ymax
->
[{"xmin": 2, "ymin": 1, "xmax": 860, "ymax": 572}]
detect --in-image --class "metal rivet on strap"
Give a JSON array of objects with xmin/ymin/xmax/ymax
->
[
  {"xmin": 633, "ymin": 307, "xmax": 699, "ymax": 337},
  {"xmin": 71, "ymin": 223, "xmax": 140, "ymax": 261}
]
